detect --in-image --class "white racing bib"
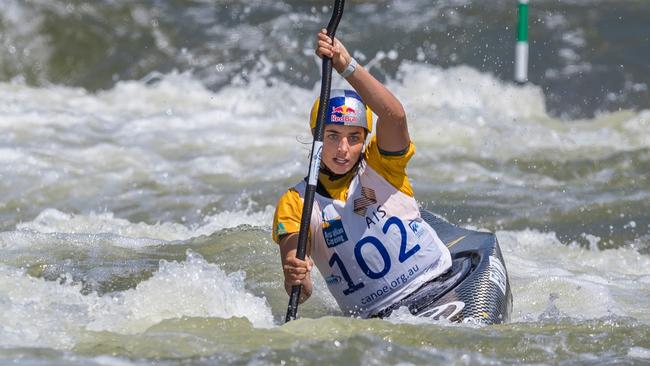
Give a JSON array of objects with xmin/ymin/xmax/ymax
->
[{"xmin": 295, "ymin": 162, "xmax": 451, "ymax": 317}]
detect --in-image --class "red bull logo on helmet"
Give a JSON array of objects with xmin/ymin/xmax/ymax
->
[{"xmin": 330, "ymin": 104, "xmax": 359, "ymax": 123}]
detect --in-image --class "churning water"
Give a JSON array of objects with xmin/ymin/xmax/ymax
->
[{"xmin": 1, "ymin": 1, "xmax": 649, "ymax": 365}]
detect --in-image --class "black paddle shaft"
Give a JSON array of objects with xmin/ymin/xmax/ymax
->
[{"xmin": 285, "ymin": 0, "xmax": 345, "ymax": 323}]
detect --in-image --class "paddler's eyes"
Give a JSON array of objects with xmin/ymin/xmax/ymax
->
[
  {"xmin": 348, "ymin": 135, "xmax": 361, "ymax": 144},
  {"xmin": 325, "ymin": 133, "xmax": 361, "ymax": 144},
  {"xmin": 326, "ymin": 133, "xmax": 340, "ymax": 142}
]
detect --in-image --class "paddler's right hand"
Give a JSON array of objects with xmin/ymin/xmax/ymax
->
[
  {"xmin": 279, "ymin": 233, "xmax": 314, "ymax": 303},
  {"xmin": 283, "ymin": 255, "xmax": 313, "ymax": 286},
  {"xmin": 283, "ymin": 255, "xmax": 314, "ymax": 304}
]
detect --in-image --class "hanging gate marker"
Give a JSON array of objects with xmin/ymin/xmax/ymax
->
[{"xmin": 515, "ymin": 0, "xmax": 529, "ymax": 84}]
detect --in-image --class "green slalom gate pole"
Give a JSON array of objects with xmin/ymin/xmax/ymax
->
[{"xmin": 515, "ymin": 0, "xmax": 529, "ymax": 84}]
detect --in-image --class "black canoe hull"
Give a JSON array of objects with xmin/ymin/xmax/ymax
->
[{"xmin": 375, "ymin": 210, "xmax": 513, "ymax": 324}]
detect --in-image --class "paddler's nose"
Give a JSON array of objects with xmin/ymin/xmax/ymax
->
[{"xmin": 337, "ymin": 137, "xmax": 350, "ymax": 154}]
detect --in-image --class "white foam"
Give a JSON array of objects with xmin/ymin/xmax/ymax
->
[
  {"xmin": 0, "ymin": 64, "xmax": 648, "ymax": 201},
  {"xmin": 14, "ymin": 209, "xmax": 185, "ymax": 241},
  {"xmin": 498, "ymin": 229, "xmax": 650, "ymax": 322},
  {"xmin": 628, "ymin": 346, "xmax": 650, "ymax": 359},
  {"xmin": 382, "ymin": 62, "xmax": 649, "ymax": 162},
  {"xmin": 10, "ymin": 207, "xmax": 274, "ymax": 243},
  {"xmin": 193, "ymin": 206, "xmax": 275, "ymax": 237},
  {"xmin": 0, "ymin": 264, "xmax": 87, "ymax": 349},
  {"xmin": 0, "ymin": 60, "xmax": 648, "ymax": 330},
  {"xmin": 0, "ymin": 228, "xmax": 164, "ymax": 252},
  {"xmin": 0, "ymin": 251, "xmax": 274, "ymax": 350},
  {"xmin": 87, "ymin": 250, "xmax": 274, "ymax": 333},
  {"xmin": 390, "ymin": 61, "xmax": 548, "ymax": 120}
]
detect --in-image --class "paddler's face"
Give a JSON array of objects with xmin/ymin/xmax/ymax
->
[{"xmin": 320, "ymin": 124, "xmax": 366, "ymax": 174}]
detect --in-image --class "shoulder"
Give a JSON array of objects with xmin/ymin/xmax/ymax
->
[
  {"xmin": 364, "ymin": 135, "xmax": 415, "ymax": 196},
  {"xmin": 272, "ymin": 188, "xmax": 303, "ymax": 243},
  {"xmin": 365, "ymin": 134, "xmax": 416, "ymax": 165},
  {"xmin": 276, "ymin": 187, "xmax": 303, "ymax": 209}
]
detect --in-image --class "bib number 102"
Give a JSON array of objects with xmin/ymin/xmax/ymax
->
[{"xmin": 328, "ymin": 217, "xmax": 421, "ymax": 295}]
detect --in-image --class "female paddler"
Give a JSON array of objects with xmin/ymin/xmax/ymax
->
[{"xmin": 272, "ymin": 29, "xmax": 452, "ymax": 318}]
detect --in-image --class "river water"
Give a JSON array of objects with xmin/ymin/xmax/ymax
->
[{"xmin": 1, "ymin": 0, "xmax": 649, "ymax": 365}]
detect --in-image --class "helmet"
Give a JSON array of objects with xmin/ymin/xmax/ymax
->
[{"xmin": 309, "ymin": 89, "xmax": 373, "ymax": 133}]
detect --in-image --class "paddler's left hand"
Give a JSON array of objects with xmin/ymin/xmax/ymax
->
[{"xmin": 316, "ymin": 29, "xmax": 352, "ymax": 75}]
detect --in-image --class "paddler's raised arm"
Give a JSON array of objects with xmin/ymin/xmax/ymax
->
[{"xmin": 316, "ymin": 29, "xmax": 410, "ymax": 153}]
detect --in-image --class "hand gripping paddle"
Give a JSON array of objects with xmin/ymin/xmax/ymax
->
[{"xmin": 285, "ymin": 0, "xmax": 346, "ymax": 323}]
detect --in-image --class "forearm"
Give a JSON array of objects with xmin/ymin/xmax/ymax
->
[
  {"xmin": 338, "ymin": 63, "xmax": 406, "ymax": 126},
  {"xmin": 279, "ymin": 233, "xmax": 313, "ymax": 304}
]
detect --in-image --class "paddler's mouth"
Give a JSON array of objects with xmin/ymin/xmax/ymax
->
[
  {"xmin": 333, "ymin": 157, "xmax": 349, "ymax": 165},
  {"xmin": 324, "ymin": 156, "xmax": 353, "ymax": 174}
]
